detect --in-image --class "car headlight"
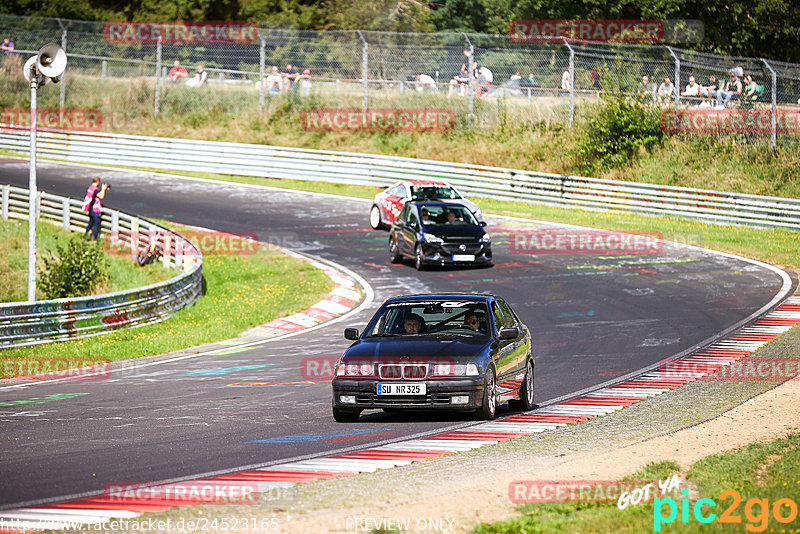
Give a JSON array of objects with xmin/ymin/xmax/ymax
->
[
  {"xmin": 429, "ymin": 363, "xmax": 481, "ymax": 377},
  {"xmin": 336, "ymin": 362, "xmax": 374, "ymax": 377},
  {"xmin": 424, "ymin": 234, "xmax": 444, "ymax": 244},
  {"xmin": 480, "ymin": 234, "xmax": 491, "ymax": 243},
  {"xmin": 465, "ymin": 363, "xmax": 479, "ymax": 376}
]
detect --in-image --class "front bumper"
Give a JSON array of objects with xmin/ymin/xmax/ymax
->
[
  {"xmin": 332, "ymin": 378, "xmax": 486, "ymax": 411},
  {"xmin": 420, "ymin": 243, "xmax": 492, "ymax": 266}
]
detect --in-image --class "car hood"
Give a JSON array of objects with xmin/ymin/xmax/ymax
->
[{"xmin": 344, "ymin": 337, "xmax": 491, "ymax": 362}]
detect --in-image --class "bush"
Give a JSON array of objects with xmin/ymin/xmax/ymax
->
[
  {"xmin": 39, "ymin": 236, "xmax": 109, "ymax": 299},
  {"xmin": 574, "ymin": 92, "xmax": 664, "ymax": 172}
]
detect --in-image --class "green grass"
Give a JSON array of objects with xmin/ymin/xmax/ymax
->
[
  {"xmin": 1, "ymin": 243, "xmax": 334, "ymax": 360},
  {"xmin": 0, "ymin": 218, "xmax": 173, "ymax": 303},
  {"xmin": 474, "ymin": 434, "xmax": 800, "ymax": 533}
]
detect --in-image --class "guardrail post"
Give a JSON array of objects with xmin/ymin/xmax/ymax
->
[
  {"xmin": 761, "ymin": 58, "xmax": 777, "ymax": 148},
  {"xmin": 61, "ymin": 198, "xmax": 70, "ymax": 231},
  {"xmin": 666, "ymin": 46, "xmax": 680, "ymax": 109},
  {"xmin": 58, "ymin": 22, "xmax": 67, "ymax": 110},
  {"xmin": 111, "ymin": 210, "xmax": 119, "ymax": 236},
  {"xmin": 101, "ymin": 60, "xmax": 107, "ymax": 81},
  {"xmin": 154, "ymin": 37, "xmax": 162, "ymax": 115},
  {"xmin": 1, "ymin": 185, "xmax": 8, "ymax": 220},
  {"xmin": 131, "ymin": 217, "xmax": 139, "ymax": 261},
  {"xmin": 175, "ymin": 238, "xmax": 184, "ymax": 270},
  {"xmin": 259, "ymin": 33, "xmax": 265, "ymax": 108}
]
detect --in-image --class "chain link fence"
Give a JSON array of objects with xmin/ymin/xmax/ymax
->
[{"xmin": 1, "ymin": 14, "xmax": 798, "ymax": 145}]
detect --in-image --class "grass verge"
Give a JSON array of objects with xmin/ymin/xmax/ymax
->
[
  {"xmin": 1, "ymin": 242, "xmax": 334, "ymax": 360},
  {"xmin": 474, "ymin": 433, "xmax": 800, "ymax": 533},
  {"xmin": 0, "ymin": 218, "xmax": 173, "ymax": 303}
]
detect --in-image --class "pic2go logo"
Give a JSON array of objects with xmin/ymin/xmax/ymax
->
[{"xmin": 654, "ymin": 489, "xmax": 799, "ymax": 532}]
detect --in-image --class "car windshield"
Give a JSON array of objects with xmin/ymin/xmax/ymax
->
[
  {"xmin": 366, "ymin": 300, "xmax": 490, "ymax": 337},
  {"xmin": 410, "ymin": 186, "xmax": 461, "ymax": 200},
  {"xmin": 419, "ymin": 205, "xmax": 477, "ymax": 226}
]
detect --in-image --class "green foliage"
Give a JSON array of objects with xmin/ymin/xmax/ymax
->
[
  {"xmin": 39, "ymin": 235, "xmax": 109, "ymax": 299},
  {"xmin": 574, "ymin": 92, "xmax": 664, "ymax": 172}
]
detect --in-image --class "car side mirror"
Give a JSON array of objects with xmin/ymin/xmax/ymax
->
[
  {"xmin": 480, "ymin": 221, "xmax": 487, "ymax": 227},
  {"xmin": 498, "ymin": 327, "xmax": 519, "ymax": 340},
  {"xmin": 344, "ymin": 328, "xmax": 360, "ymax": 340}
]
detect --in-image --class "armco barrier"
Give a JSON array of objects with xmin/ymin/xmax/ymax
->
[
  {"xmin": 1, "ymin": 127, "xmax": 799, "ymax": 230},
  {"xmin": 0, "ymin": 183, "xmax": 203, "ymax": 349}
]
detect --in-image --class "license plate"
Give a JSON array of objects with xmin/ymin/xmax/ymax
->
[
  {"xmin": 452, "ymin": 254, "xmax": 475, "ymax": 261},
  {"xmin": 377, "ymin": 383, "xmax": 426, "ymax": 396}
]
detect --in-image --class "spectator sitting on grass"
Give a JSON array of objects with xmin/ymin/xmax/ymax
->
[
  {"xmin": 448, "ymin": 64, "xmax": 470, "ymax": 97},
  {"xmin": 416, "ymin": 73, "xmax": 437, "ymax": 91},
  {"xmin": 640, "ymin": 76, "xmax": 657, "ymax": 103},
  {"xmin": 716, "ymin": 71, "xmax": 743, "ymax": 109},
  {"xmin": 281, "ymin": 63, "xmax": 299, "ymax": 92},
  {"xmin": 520, "ymin": 73, "xmax": 540, "ymax": 89},
  {"xmin": 0, "ymin": 37, "xmax": 14, "ymax": 53},
  {"xmin": 185, "ymin": 65, "xmax": 207, "ymax": 88},
  {"xmin": 681, "ymin": 75, "xmax": 700, "ymax": 99},
  {"xmin": 168, "ymin": 60, "xmax": 188, "ymax": 83},
  {"xmin": 657, "ymin": 77, "xmax": 674, "ymax": 104}
]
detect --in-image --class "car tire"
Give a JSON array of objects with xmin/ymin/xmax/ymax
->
[
  {"xmin": 369, "ymin": 205, "xmax": 384, "ymax": 230},
  {"xmin": 389, "ymin": 237, "xmax": 403, "ymax": 263},
  {"xmin": 476, "ymin": 366, "xmax": 497, "ymax": 420},
  {"xmin": 332, "ymin": 404, "xmax": 361, "ymax": 423},
  {"xmin": 509, "ymin": 360, "xmax": 534, "ymax": 411},
  {"xmin": 414, "ymin": 245, "xmax": 426, "ymax": 271}
]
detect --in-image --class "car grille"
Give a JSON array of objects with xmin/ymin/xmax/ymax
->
[
  {"xmin": 441, "ymin": 244, "xmax": 482, "ymax": 255},
  {"xmin": 378, "ymin": 363, "xmax": 428, "ymax": 380},
  {"xmin": 355, "ymin": 393, "xmax": 453, "ymax": 406}
]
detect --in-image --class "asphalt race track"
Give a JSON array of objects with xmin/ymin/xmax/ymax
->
[{"xmin": 0, "ymin": 158, "xmax": 793, "ymax": 508}]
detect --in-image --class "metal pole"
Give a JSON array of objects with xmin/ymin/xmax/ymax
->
[
  {"xmin": 357, "ymin": 30, "xmax": 368, "ymax": 112},
  {"xmin": 259, "ymin": 35, "xmax": 265, "ymax": 108},
  {"xmin": 59, "ymin": 28, "xmax": 67, "ymax": 110},
  {"xmin": 564, "ymin": 39, "xmax": 574, "ymax": 126},
  {"xmin": 761, "ymin": 58, "xmax": 777, "ymax": 148},
  {"xmin": 28, "ymin": 75, "xmax": 39, "ymax": 302},
  {"xmin": 154, "ymin": 37, "xmax": 162, "ymax": 115},
  {"xmin": 666, "ymin": 46, "xmax": 680, "ymax": 109},
  {"xmin": 463, "ymin": 33, "xmax": 474, "ymax": 121}
]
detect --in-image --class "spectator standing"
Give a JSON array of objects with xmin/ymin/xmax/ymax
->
[
  {"xmin": 716, "ymin": 71, "xmax": 742, "ymax": 109},
  {"xmin": 681, "ymin": 75, "xmax": 700, "ymax": 99},
  {"xmin": 561, "ymin": 66, "xmax": 571, "ymax": 93},
  {"xmin": 185, "ymin": 65, "xmax": 207, "ymax": 88},
  {"xmin": 0, "ymin": 37, "xmax": 14, "ymax": 53},
  {"xmin": 281, "ymin": 64, "xmax": 299, "ymax": 92},
  {"xmin": 168, "ymin": 60, "xmax": 188, "ymax": 83},
  {"xmin": 299, "ymin": 68, "xmax": 312, "ymax": 96},
  {"xmin": 657, "ymin": 77, "xmax": 674, "ymax": 104},
  {"xmin": 0, "ymin": 37, "xmax": 18, "ymax": 74},
  {"xmin": 81, "ymin": 177, "xmax": 109, "ymax": 241},
  {"xmin": 590, "ymin": 66, "xmax": 602, "ymax": 90}
]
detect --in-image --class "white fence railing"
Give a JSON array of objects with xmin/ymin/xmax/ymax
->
[
  {"xmin": 1, "ymin": 128, "xmax": 799, "ymax": 230},
  {"xmin": 0, "ymin": 183, "xmax": 203, "ymax": 349}
]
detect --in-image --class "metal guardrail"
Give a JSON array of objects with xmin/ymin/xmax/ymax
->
[
  {"xmin": 1, "ymin": 128, "xmax": 798, "ymax": 230},
  {"xmin": 0, "ymin": 183, "xmax": 203, "ymax": 349}
]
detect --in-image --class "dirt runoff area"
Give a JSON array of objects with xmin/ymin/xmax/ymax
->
[{"xmin": 275, "ymin": 377, "xmax": 800, "ymax": 534}]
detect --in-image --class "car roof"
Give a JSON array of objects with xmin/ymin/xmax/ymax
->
[
  {"xmin": 407, "ymin": 200, "xmax": 470, "ymax": 208},
  {"xmin": 383, "ymin": 294, "xmax": 495, "ymax": 304},
  {"xmin": 401, "ymin": 180, "xmax": 449, "ymax": 187}
]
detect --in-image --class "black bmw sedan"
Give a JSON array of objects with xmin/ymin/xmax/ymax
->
[
  {"xmin": 388, "ymin": 201, "xmax": 492, "ymax": 270},
  {"xmin": 331, "ymin": 294, "xmax": 534, "ymax": 422}
]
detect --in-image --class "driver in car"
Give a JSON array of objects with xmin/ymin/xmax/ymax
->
[
  {"xmin": 445, "ymin": 210, "xmax": 456, "ymax": 223},
  {"xmin": 464, "ymin": 313, "xmax": 481, "ymax": 331},
  {"xmin": 404, "ymin": 314, "xmax": 424, "ymax": 334},
  {"xmin": 421, "ymin": 208, "xmax": 433, "ymax": 224}
]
